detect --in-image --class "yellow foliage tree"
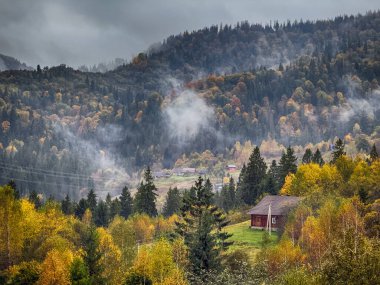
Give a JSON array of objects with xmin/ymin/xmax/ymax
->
[
  {"xmin": 97, "ymin": 227, "xmax": 123, "ymax": 285},
  {"xmin": 132, "ymin": 239, "xmax": 187, "ymax": 285},
  {"xmin": 38, "ymin": 249, "xmax": 73, "ymax": 285},
  {"xmin": 0, "ymin": 186, "xmax": 24, "ymax": 269},
  {"xmin": 108, "ymin": 216, "xmax": 137, "ymax": 267}
]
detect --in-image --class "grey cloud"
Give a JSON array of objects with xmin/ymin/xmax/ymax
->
[{"xmin": 0, "ymin": 0, "xmax": 379, "ymax": 67}]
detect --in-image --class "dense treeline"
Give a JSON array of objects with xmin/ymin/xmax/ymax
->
[
  {"xmin": 1, "ymin": 140, "xmax": 379, "ymax": 284},
  {"xmin": 0, "ymin": 11, "xmax": 380, "ymax": 198}
]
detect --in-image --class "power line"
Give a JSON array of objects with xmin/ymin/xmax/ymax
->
[
  {"xmin": 0, "ymin": 162, "xmax": 128, "ymax": 181},
  {"xmin": 0, "ymin": 174, "xmax": 125, "ymax": 192},
  {"xmin": 0, "ymin": 161, "xmax": 100, "ymax": 179}
]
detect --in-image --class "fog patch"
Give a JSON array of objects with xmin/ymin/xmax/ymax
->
[
  {"xmin": 164, "ymin": 90, "xmax": 215, "ymax": 145},
  {"xmin": 53, "ymin": 123, "xmax": 130, "ymax": 199}
]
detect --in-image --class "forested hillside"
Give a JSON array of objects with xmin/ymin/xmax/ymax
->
[
  {"xmin": 0, "ymin": 11, "xmax": 380, "ymax": 199},
  {"xmin": 0, "ymin": 53, "xmax": 32, "ymax": 71}
]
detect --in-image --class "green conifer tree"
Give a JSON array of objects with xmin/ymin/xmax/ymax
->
[
  {"xmin": 312, "ymin": 148, "xmax": 325, "ymax": 166},
  {"xmin": 302, "ymin": 148, "xmax": 313, "ymax": 164},
  {"xmin": 70, "ymin": 257, "xmax": 90, "ymax": 285},
  {"xmin": 87, "ymin": 189, "xmax": 97, "ymax": 213},
  {"xmin": 83, "ymin": 224, "xmax": 103, "ymax": 285},
  {"xmin": 236, "ymin": 147, "xmax": 267, "ymax": 205},
  {"xmin": 94, "ymin": 200, "xmax": 110, "ymax": 227},
  {"xmin": 120, "ymin": 186, "xmax": 133, "ymax": 219},
  {"xmin": 7, "ymin": 180, "xmax": 19, "ymax": 199},
  {"xmin": 28, "ymin": 190, "xmax": 41, "ymax": 209},
  {"xmin": 110, "ymin": 198, "xmax": 121, "ymax": 219},
  {"xmin": 228, "ymin": 177, "xmax": 236, "ymax": 210},
  {"xmin": 75, "ymin": 199, "xmax": 88, "ymax": 219},
  {"xmin": 332, "ymin": 138, "xmax": 346, "ymax": 163},
  {"xmin": 162, "ymin": 187, "xmax": 182, "ymax": 217},
  {"xmin": 61, "ymin": 194, "xmax": 73, "ymax": 215},
  {"xmin": 134, "ymin": 167, "xmax": 158, "ymax": 216},
  {"xmin": 176, "ymin": 177, "xmax": 232, "ymax": 276},
  {"xmin": 370, "ymin": 144, "xmax": 378, "ymax": 161},
  {"xmin": 279, "ymin": 146, "xmax": 298, "ymax": 187}
]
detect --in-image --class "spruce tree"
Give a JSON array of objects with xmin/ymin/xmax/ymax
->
[
  {"xmin": 105, "ymin": 193, "xmax": 112, "ymax": 209},
  {"xmin": 278, "ymin": 146, "xmax": 298, "ymax": 187},
  {"xmin": 312, "ymin": 148, "xmax": 325, "ymax": 166},
  {"xmin": 370, "ymin": 144, "xmax": 378, "ymax": 161},
  {"xmin": 110, "ymin": 198, "xmax": 121, "ymax": 219},
  {"xmin": 61, "ymin": 194, "xmax": 73, "ymax": 215},
  {"xmin": 120, "ymin": 186, "xmax": 133, "ymax": 219},
  {"xmin": 75, "ymin": 198, "xmax": 88, "ymax": 219},
  {"xmin": 302, "ymin": 148, "xmax": 313, "ymax": 164},
  {"xmin": 220, "ymin": 185, "xmax": 230, "ymax": 212},
  {"xmin": 228, "ymin": 177, "xmax": 236, "ymax": 210},
  {"xmin": 176, "ymin": 177, "xmax": 232, "ymax": 276},
  {"xmin": 236, "ymin": 147, "xmax": 267, "ymax": 205},
  {"xmin": 332, "ymin": 138, "xmax": 346, "ymax": 163},
  {"xmin": 265, "ymin": 160, "xmax": 279, "ymax": 194},
  {"xmin": 235, "ymin": 163, "xmax": 246, "ymax": 206},
  {"xmin": 87, "ymin": 189, "xmax": 97, "ymax": 213},
  {"xmin": 83, "ymin": 224, "xmax": 103, "ymax": 285},
  {"xmin": 134, "ymin": 167, "xmax": 158, "ymax": 216},
  {"xmin": 162, "ymin": 187, "xmax": 182, "ymax": 217},
  {"xmin": 94, "ymin": 200, "xmax": 109, "ymax": 227}
]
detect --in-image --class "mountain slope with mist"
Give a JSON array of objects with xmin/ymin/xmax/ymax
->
[
  {"xmin": 0, "ymin": 53, "xmax": 32, "ymax": 71},
  {"xmin": 0, "ymin": 11, "xmax": 380, "ymax": 199}
]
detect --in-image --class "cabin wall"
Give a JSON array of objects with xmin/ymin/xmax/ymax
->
[{"xmin": 250, "ymin": 214, "xmax": 282, "ymax": 229}]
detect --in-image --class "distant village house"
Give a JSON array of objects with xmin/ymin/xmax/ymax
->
[{"xmin": 226, "ymin": 164, "xmax": 237, "ymax": 172}]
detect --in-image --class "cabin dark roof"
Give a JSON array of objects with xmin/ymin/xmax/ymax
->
[{"xmin": 248, "ymin": 195, "xmax": 302, "ymax": 216}]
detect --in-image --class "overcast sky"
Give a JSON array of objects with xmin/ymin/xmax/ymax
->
[{"xmin": 0, "ymin": 0, "xmax": 379, "ymax": 68}]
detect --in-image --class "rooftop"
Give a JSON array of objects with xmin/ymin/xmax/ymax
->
[{"xmin": 248, "ymin": 195, "xmax": 302, "ymax": 216}]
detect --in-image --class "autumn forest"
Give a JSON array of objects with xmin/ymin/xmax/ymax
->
[{"xmin": 0, "ymin": 6, "xmax": 380, "ymax": 285}]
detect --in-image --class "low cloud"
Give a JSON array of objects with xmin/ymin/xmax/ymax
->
[{"xmin": 164, "ymin": 90, "xmax": 215, "ymax": 145}]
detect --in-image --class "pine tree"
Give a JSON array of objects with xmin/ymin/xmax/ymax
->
[
  {"xmin": 312, "ymin": 148, "xmax": 325, "ymax": 166},
  {"xmin": 83, "ymin": 224, "xmax": 103, "ymax": 284},
  {"xmin": 120, "ymin": 186, "xmax": 133, "ymax": 219},
  {"xmin": 302, "ymin": 148, "xmax": 313, "ymax": 164},
  {"xmin": 332, "ymin": 138, "xmax": 346, "ymax": 163},
  {"xmin": 279, "ymin": 146, "xmax": 298, "ymax": 187},
  {"xmin": 61, "ymin": 194, "xmax": 73, "ymax": 215},
  {"xmin": 176, "ymin": 177, "xmax": 232, "ymax": 276},
  {"xmin": 370, "ymin": 144, "xmax": 378, "ymax": 161},
  {"xmin": 162, "ymin": 187, "xmax": 182, "ymax": 217},
  {"xmin": 134, "ymin": 167, "xmax": 158, "ymax": 216},
  {"xmin": 87, "ymin": 189, "xmax": 97, "ymax": 213},
  {"xmin": 236, "ymin": 147, "xmax": 267, "ymax": 205}
]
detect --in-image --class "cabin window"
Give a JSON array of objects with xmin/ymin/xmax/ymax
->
[{"xmin": 272, "ymin": 217, "xmax": 276, "ymax": 224}]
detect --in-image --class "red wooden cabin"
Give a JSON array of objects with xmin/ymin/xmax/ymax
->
[{"xmin": 248, "ymin": 195, "xmax": 302, "ymax": 231}]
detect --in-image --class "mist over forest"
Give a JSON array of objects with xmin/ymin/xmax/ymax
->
[
  {"xmin": 0, "ymin": 11, "xmax": 379, "ymax": 199},
  {"xmin": 1, "ymin": 6, "xmax": 380, "ymax": 285}
]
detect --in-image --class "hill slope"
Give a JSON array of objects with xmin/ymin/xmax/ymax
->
[
  {"xmin": 0, "ymin": 11, "xmax": 379, "ymax": 199},
  {"xmin": 0, "ymin": 53, "xmax": 32, "ymax": 71}
]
